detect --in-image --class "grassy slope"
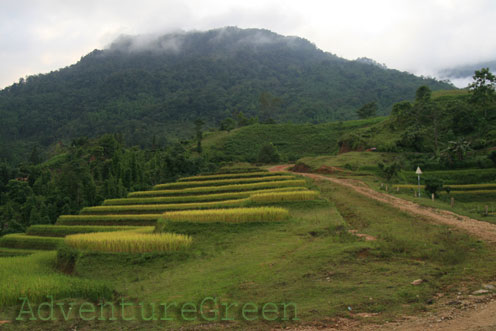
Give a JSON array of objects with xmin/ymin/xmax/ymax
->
[
  {"xmin": 203, "ymin": 117, "xmax": 385, "ymax": 162},
  {"xmin": 4, "ymin": 179, "xmax": 495, "ymax": 329},
  {"xmin": 299, "ymin": 151, "xmax": 397, "ymax": 172}
]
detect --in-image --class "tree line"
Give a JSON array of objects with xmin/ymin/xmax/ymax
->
[{"xmin": 0, "ymin": 134, "xmax": 215, "ymax": 236}]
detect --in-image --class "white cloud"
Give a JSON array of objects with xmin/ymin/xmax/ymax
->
[{"xmin": 0, "ymin": 0, "xmax": 495, "ymax": 88}]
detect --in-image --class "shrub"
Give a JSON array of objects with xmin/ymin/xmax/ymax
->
[
  {"xmin": 65, "ymin": 228, "xmax": 192, "ymax": 253},
  {"xmin": 250, "ymin": 191, "xmax": 319, "ymax": 203},
  {"xmin": 257, "ymin": 143, "xmax": 280, "ymax": 163},
  {"xmin": 489, "ymin": 151, "xmax": 496, "ymax": 167},
  {"xmin": 424, "ymin": 178, "xmax": 444, "ymax": 197},
  {"xmin": 378, "ymin": 161, "xmax": 401, "ymax": 182},
  {"xmin": 399, "ymin": 168, "xmax": 496, "ymax": 184}
]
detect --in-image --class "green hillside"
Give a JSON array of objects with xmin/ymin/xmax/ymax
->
[
  {"xmin": 203, "ymin": 117, "xmax": 385, "ymax": 162},
  {"xmin": 0, "ymin": 27, "xmax": 453, "ymax": 163}
]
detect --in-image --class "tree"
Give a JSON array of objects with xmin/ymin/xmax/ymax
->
[
  {"xmin": 440, "ymin": 139, "xmax": 472, "ymax": 165},
  {"xmin": 257, "ymin": 143, "xmax": 280, "ymax": 164},
  {"xmin": 356, "ymin": 102, "xmax": 378, "ymax": 119},
  {"xmin": 220, "ymin": 117, "xmax": 236, "ymax": 132},
  {"xmin": 194, "ymin": 119, "xmax": 204, "ymax": 153},
  {"xmin": 378, "ymin": 161, "xmax": 400, "ymax": 182},
  {"xmin": 469, "ymin": 68, "xmax": 496, "ymax": 117},
  {"xmin": 488, "ymin": 151, "xmax": 496, "ymax": 167},
  {"xmin": 259, "ymin": 92, "xmax": 281, "ymax": 124},
  {"xmin": 29, "ymin": 146, "xmax": 42, "ymax": 165},
  {"xmin": 425, "ymin": 178, "xmax": 443, "ymax": 197},
  {"xmin": 415, "ymin": 85, "xmax": 432, "ymax": 103}
]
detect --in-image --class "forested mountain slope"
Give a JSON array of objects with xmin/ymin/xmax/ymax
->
[{"xmin": 0, "ymin": 27, "xmax": 453, "ymax": 162}]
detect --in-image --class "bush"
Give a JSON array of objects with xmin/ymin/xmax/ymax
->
[
  {"xmin": 378, "ymin": 162, "xmax": 401, "ymax": 182},
  {"xmin": 399, "ymin": 168, "xmax": 496, "ymax": 184},
  {"xmin": 56, "ymin": 244, "xmax": 80, "ymax": 274},
  {"xmin": 424, "ymin": 178, "xmax": 444, "ymax": 197},
  {"xmin": 257, "ymin": 143, "xmax": 280, "ymax": 164},
  {"xmin": 489, "ymin": 151, "xmax": 496, "ymax": 167}
]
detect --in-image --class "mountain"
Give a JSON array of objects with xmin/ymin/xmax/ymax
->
[{"xmin": 0, "ymin": 27, "xmax": 453, "ymax": 163}]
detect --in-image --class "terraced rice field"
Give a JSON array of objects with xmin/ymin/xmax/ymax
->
[
  {"xmin": 0, "ymin": 169, "xmax": 321, "ymax": 309},
  {"xmin": 0, "ymin": 170, "xmax": 318, "ymax": 254}
]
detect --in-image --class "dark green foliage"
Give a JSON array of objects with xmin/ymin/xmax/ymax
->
[
  {"xmin": 194, "ymin": 119, "xmax": 204, "ymax": 153},
  {"xmin": 56, "ymin": 244, "xmax": 81, "ymax": 274},
  {"xmin": 0, "ymin": 27, "xmax": 452, "ymax": 163},
  {"xmin": 257, "ymin": 143, "xmax": 281, "ymax": 164},
  {"xmin": 415, "ymin": 85, "xmax": 432, "ymax": 103},
  {"xmin": 219, "ymin": 117, "xmax": 236, "ymax": 132},
  {"xmin": 440, "ymin": 139, "xmax": 472, "ymax": 165},
  {"xmin": 207, "ymin": 118, "xmax": 383, "ymax": 162},
  {"xmin": 489, "ymin": 151, "xmax": 496, "ymax": 167},
  {"xmin": 357, "ymin": 102, "xmax": 378, "ymax": 119},
  {"xmin": 347, "ymin": 69, "xmax": 496, "ymax": 169},
  {"xmin": 469, "ymin": 68, "xmax": 496, "ymax": 108},
  {"xmin": 400, "ymin": 168, "xmax": 496, "ymax": 185},
  {"xmin": 424, "ymin": 178, "xmax": 444, "ymax": 197},
  {"xmin": 378, "ymin": 161, "xmax": 401, "ymax": 182},
  {"xmin": 0, "ymin": 134, "xmax": 213, "ymax": 236}
]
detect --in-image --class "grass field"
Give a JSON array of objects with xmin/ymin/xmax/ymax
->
[
  {"xmin": 203, "ymin": 118, "xmax": 385, "ymax": 162},
  {"xmin": 299, "ymin": 151, "xmax": 396, "ymax": 172},
  {"xmin": 0, "ymin": 251, "xmax": 112, "ymax": 307},
  {"xmin": 3, "ymin": 165, "xmax": 496, "ymax": 329}
]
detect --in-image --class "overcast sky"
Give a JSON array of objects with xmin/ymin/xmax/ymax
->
[{"xmin": 1, "ymin": 0, "xmax": 495, "ymax": 89}]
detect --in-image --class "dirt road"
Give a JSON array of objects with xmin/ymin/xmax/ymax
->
[
  {"xmin": 269, "ymin": 165, "xmax": 496, "ymax": 244},
  {"xmin": 269, "ymin": 164, "xmax": 496, "ymax": 331}
]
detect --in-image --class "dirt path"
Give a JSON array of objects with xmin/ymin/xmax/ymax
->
[
  {"xmin": 269, "ymin": 164, "xmax": 496, "ymax": 331},
  {"xmin": 269, "ymin": 165, "xmax": 496, "ymax": 244}
]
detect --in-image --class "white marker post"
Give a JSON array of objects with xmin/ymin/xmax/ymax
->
[{"xmin": 416, "ymin": 166, "xmax": 422, "ymax": 197}]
